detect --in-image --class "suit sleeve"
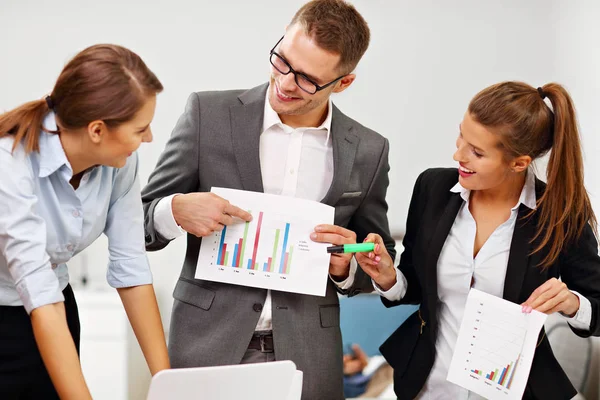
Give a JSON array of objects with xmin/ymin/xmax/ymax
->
[
  {"xmin": 141, "ymin": 93, "xmax": 201, "ymax": 251},
  {"xmin": 341, "ymin": 138, "xmax": 396, "ymax": 296},
  {"xmin": 560, "ymin": 223, "xmax": 600, "ymax": 337}
]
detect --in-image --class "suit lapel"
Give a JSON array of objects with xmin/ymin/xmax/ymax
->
[
  {"xmin": 229, "ymin": 84, "xmax": 268, "ymax": 193},
  {"xmin": 503, "ymin": 204, "xmax": 537, "ymax": 303},
  {"xmin": 321, "ymin": 105, "xmax": 359, "ymax": 206},
  {"xmin": 425, "ymin": 193, "xmax": 463, "ymax": 300}
]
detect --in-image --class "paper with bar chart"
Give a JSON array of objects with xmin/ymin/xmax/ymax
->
[
  {"xmin": 195, "ymin": 188, "xmax": 335, "ymax": 296},
  {"xmin": 447, "ymin": 289, "xmax": 547, "ymax": 400}
]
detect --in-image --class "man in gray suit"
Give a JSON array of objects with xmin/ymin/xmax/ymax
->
[{"xmin": 142, "ymin": 1, "xmax": 395, "ymax": 398}]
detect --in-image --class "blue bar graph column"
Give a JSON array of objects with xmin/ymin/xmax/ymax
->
[
  {"xmin": 279, "ymin": 223, "xmax": 290, "ymax": 274},
  {"xmin": 232, "ymin": 244, "xmax": 239, "ymax": 268},
  {"xmin": 217, "ymin": 226, "xmax": 227, "ymax": 265}
]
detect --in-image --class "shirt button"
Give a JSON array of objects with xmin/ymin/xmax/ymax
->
[
  {"xmin": 289, "ymin": 169, "xmax": 295, "ymax": 175},
  {"xmin": 72, "ymin": 210, "xmax": 80, "ymax": 217},
  {"xmin": 51, "ymin": 263, "xmax": 57, "ymax": 269},
  {"xmin": 67, "ymin": 244, "xmax": 74, "ymax": 252},
  {"xmin": 253, "ymin": 303, "xmax": 263, "ymax": 312}
]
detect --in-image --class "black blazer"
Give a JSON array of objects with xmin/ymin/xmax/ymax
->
[{"xmin": 379, "ymin": 168, "xmax": 600, "ymax": 400}]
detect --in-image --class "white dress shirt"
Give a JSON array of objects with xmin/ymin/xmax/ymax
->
[
  {"xmin": 376, "ymin": 170, "xmax": 591, "ymax": 399},
  {"xmin": 154, "ymin": 87, "xmax": 352, "ymax": 331}
]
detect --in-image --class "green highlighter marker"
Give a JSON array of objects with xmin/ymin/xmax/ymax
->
[{"xmin": 327, "ymin": 243, "xmax": 375, "ymax": 254}]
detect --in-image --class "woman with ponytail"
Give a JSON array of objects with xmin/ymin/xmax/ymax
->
[
  {"xmin": 353, "ymin": 81, "xmax": 600, "ymax": 399},
  {"xmin": 0, "ymin": 44, "xmax": 170, "ymax": 399}
]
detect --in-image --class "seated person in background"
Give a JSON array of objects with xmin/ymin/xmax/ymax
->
[
  {"xmin": 343, "ymin": 344, "xmax": 393, "ymax": 399},
  {"xmin": 355, "ymin": 81, "xmax": 600, "ymax": 399}
]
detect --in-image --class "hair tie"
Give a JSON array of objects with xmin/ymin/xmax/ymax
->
[
  {"xmin": 45, "ymin": 95, "xmax": 55, "ymax": 111},
  {"xmin": 536, "ymin": 87, "xmax": 546, "ymax": 100}
]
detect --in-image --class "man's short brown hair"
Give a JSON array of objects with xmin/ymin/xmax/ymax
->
[{"xmin": 290, "ymin": 0, "xmax": 370, "ymax": 74}]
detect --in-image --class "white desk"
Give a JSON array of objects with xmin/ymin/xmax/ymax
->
[{"xmin": 74, "ymin": 288, "xmax": 129, "ymax": 400}]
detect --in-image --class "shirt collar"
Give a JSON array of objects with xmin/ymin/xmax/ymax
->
[
  {"xmin": 38, "ymin": 112, "xmax": 73, "ymax": 178},
  {"xmin": 450, "ymin": 168, "xmax": 537, "ymax": 210},
  {"xmin": 262, "ymin": 85, "xmax": 333, "ymax": 142}
]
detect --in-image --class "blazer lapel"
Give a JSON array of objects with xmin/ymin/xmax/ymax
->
[
  {"xmin": 321, "ymin": 105, "xmax": 359, "ymax": 206},
  {"xmin": 229, "ymin": 84, "xmax": 268, "ymax": 193},
  {"xmin": 425, "ymin": 193, "xmax": 463, "ymax": 300},
  {"xmin": 503, "ymin": 205, "xmax": 537, "ymax": 303}
]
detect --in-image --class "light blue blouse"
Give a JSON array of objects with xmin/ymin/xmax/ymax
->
[{"xmin": 0, "ymin": 112, "xmax": 152, "ymax": 313}]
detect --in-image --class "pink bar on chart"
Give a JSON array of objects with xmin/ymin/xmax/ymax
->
[
  {"xmin": 283, "ymin": 253, "xmax": 289, "ymax": 274},
  {"xmin": 250, "ymin": 212, "xmax": 264, "ymax": 270},
  {"xmin": 235, "ymin": 238, "xmax": 243, "ymax": 267},
  {"xmin": 220, "ymin": 243, "xmax": 227, "ymax": 265}
]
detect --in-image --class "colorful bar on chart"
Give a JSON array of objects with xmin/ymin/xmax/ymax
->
[
  {"xmin": 267, "ymin": 257, "xmax": 272, "ymax": 272},
  {"xmin": 498, "ymin": 365, "xmax": 507, "ymax": 386},
  {"xmin": 499, "ymin": 362, "xmax": 513, "ymax": 386},
  {"xmin": 235, "ymin": 238, "xmax": 243, "ymax": 267},
  {"xmin": 263, "ymin": 262, "xmax": 268, "ymax": 272},
  {"xmin": 233, "ymin": 244, "xmax": 239, "ymax": 269},
  {"xmin": 238, "ymin": 211, "xmax": 251, "ymax": 268},
  {"xmin": 219, "ymin": 243, "xmax": 228, "ymax": 265},
  {"xmin": 250, "ymin": 212, "xmax": 264, "ymax": 271},
  {"xmin": 217, "ymin": 227, "xmax": 227, "ymax": 265},
  {"xmin": 284, "ymin": 245, "xmax": 294, "ymax": 274},
  {"xmin": 283, "ymin": 253, "xmax": 289, "ymax": 275},
  {"xmin": 224, "ymin": 251, "xmax": 229, "ymax": 266},
  {"xmin": 279, "ymin": 223, "xmax": 291, "ymax": 274},
  {"xmin": 271, "ymin": 229, "xmax": 280, "ymax": 273},
  {"xmin": 507, "ymin": 354, "xmax": 520, "ymax": 389}
]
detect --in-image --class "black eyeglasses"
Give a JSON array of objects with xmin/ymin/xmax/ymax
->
[{"xmin": 269, "ymin": 36, "xmax": 346, "ymax": 95}]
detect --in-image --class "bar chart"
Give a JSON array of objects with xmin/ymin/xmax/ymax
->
[
  {"xmin": 196, "ymin": 188, "xmax": 335, "ymax": 296},
  {"xmin": 470, "ymin": 354, "xmax": 520, "ymax": 389},
  {"xmin": 215, "ymin": 213, "xmax": 294, "ymax": 275},
  {"xmin": 447, "ymin": 289, "xmax": 546, "ymax": 400}
]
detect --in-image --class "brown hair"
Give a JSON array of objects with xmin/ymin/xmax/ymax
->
[
  {"xmin": 468, "ymin": 81, "xmax": 597, "ymax": 268},
  {"xmin": 0, "ymin": 44, "xmax": 163, "ymax": 153},
  {"xmin": 290, "ymin": 0, "xmax": 370, "ymax": 73}
]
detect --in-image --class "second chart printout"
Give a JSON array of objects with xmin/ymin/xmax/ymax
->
[
  {"xmin": 447, "ymin": 289, "xmax": 547, "ymax": 400},
  {"xmin": 195, "ymin": 188, "xmax": 335, "ymax": 296}
]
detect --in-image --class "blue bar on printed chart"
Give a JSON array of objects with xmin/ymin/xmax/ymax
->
[
  {"xmin": 279, "ymin": 223, "xmax": 290, "ymax": 274},
  {"xmin": 217, "ymin": 226, "xmax": 227, "ymax": 265},
  {"xmin": 233, "ymin": 244, "xmax": 238, "ymax": 268}
]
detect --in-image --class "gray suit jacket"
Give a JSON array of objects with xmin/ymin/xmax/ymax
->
[{"xmin": 142, "ymin": 84, "xmax": 395, "ymax": 400}]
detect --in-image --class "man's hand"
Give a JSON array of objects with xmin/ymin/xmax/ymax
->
[
  {"xmin": 355, "ymin": 233, "xmax": 396, "ymax": 291},
  {"xmin": 172, "ymin": 192, "xmax": 252, "ymax": 237},
  {"xmin": 310, "ymin": 224, "xmax": 356, "ymax": 281},
  {"xmin": 521, "ymin": 278, "xmax": 580, "ymax": 317}
]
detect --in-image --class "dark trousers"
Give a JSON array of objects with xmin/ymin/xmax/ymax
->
[{"xmin": 0, "ymin": 285, "xmax": 80, "ymax": 399}]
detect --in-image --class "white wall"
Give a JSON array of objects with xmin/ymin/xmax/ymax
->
[
  {"xmin": 1, "ymin": 1, "xmax": 599, "ymax": 398},
  {"xmin": 552, "ymin": 0, "xmax": 600, "ymax": 214}
]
